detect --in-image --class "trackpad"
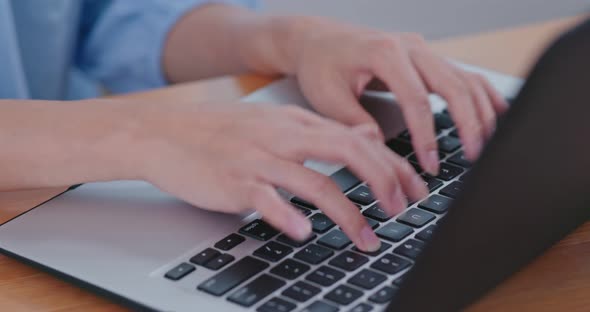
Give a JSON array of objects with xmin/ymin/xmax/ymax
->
[{"xmin": 0, "ymin": 181, "xmax": 244, "ymax": 274}]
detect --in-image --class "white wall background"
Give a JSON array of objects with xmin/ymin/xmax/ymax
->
[{"xmin": 261, "ymin": 1, "xmax": 589, "ymax": 39}]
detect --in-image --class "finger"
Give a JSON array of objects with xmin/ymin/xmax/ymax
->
[
  {"xmin": 352, "ymin": 126, "xmax": 429, "ymax": 202},
  {"xmin": 409, "ymin": 49, "xmax": 484, "ymax": 160},
  {"xmin": 277, "ymin": 126, "xmax": 408, "ymax": 215},
  {"xmin": 302, "ymin": 76, "xmax": 384, "ymax": 139},
  {"xmin": 263, "ymin": 159, "xmax": 381, "ymax": 252},
  {"xmin": 368, "ymin": 42, "xmax": 440, "ymax": 175},
  {"xmin": 457, "ymin": 70, "xmax": 497, "ymax": 138},
  {"xmin": 352, "ymin": 123, "xmax": 383, "ymax": 142},
  {"xmin": 280, "ymin": 106, "xmax": 383, "ymax": 142},
  {"xmin": 474, "ymin": 74, "xmax": 510, "ymax": 114},
  {"xmin": 382, "ymin": 147, "xmax": 429, "ymax": 202},
  {"xmin": 246, "ymin": 183, "xmax": 312, "ymax": 241}
]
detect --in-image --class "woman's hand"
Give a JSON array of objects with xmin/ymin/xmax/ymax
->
[
  {"xmin": 163, "ymin": 5, "xmax": 507, "ymax": 175},
  {"xmin": 288, "ymin": 18, "xmax": 508, "ymax": 174},
  {"xmin": 130, "ymin": 101, "xmax": 428, "ymax": 252}
]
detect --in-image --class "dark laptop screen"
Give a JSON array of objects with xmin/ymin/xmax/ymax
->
[{"xmin": 388, "ymin": 19, "xmax": 590, "ymax": 312}]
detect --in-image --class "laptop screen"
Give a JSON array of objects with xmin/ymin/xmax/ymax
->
[{"xmin": 388, "ymin": 18, "xmax": 590, "ymax": 312}]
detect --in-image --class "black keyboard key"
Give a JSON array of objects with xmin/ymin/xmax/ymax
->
[
  {"xmin": 270, "ymin": 258, "xmax": 310, "ymax": 280},
  {"xmin": 205, "ymin": 253, "xmax": 235, "ymax": 270},
  {"xmin": 294, "ymin": 205, "xmax": 313, "ymax": 216},
  {"xmin": 434, "ymin": 113, "xmax": 454, "ymax": 129},
  {"xmin": 386, "ymin": 139, "xmax": 413, "ymax": 156},
  {"xmin": 350, "ymin": 302, "xmax": 374, "ymax": 312},
  {"xmin": 302, "ymin": 301, "xmax": 339, "ymax": 312},
  {"xmin": 310, "ymin": 213, "xmax": 336, "ymax": 233},
  {"xmin": 449, "ymin": 128, "xmax": 459, "ymax": 137},
  {"xmin": 164, "ymin": 263, "xmax": 195, "ymax": 281},
  {"xmin": 394, "ymin": 239, "xmax": 425, "ymax": 260},
  {"xmin": 397, "ymin": 130, "xmax": 411, "ymax": 141},
  {"xmin": 190, "ymin": 248, "xmax": 220, "ymax": 266},
  {"xmin": 440, "ymin": 181, "xmax": 464, "ymax": 198},
  {"xmin": 437, "ymin": 136, "xmax": 461, "ymax": 153},
  {"xmin": 397, "ymin": 208, "xmax": 435, "ymax": 228},
  {"xmin": 228, "ymin": 274, "xmax": 286, "ymax": 307},
  {"xmin": 198, "ymin": 256, "xmax": 269, "ymax": 296},
  {"xmin": 352, "ymin": 242, "xmax": 392, "ymax": 257},
  {"xmin": 254, "ymin": 241, "xmax": 293, "ymax": 262},
  {"xmin": 364, "ymin": 217, "xmax": 380, "ymax": 230},
  {"xmin": 416, "ymin": 224, "xmax": 437, "ymax": 241},
  {"xmin": 348, "ymin": 269, "xmax": 387, "ymax": 289},
  {"xmin": 409, "ymin": 161, "xmax": 423, "ymax": 174},
  {"xmin": 329, "ymin": 251, "xmax": 369, "ymax": 272},
  {"xmin": 214, "ymin": 233, "xmax": 245, "ymax": 251},
  {"xmin": 362, "ymin": 204, "xmax": 391, "ymax": 222},
  {"xmin": 282, "ymin": 281, "xmax": 321, "ymax": 302},
  {"xmin": 347, "ymin": 185, "xmax": 376, "ymax": 206},
  {"xmin": 392, "ymin": 275, "xmax": 406, "ymax": 286},
  {"xmin": 257, "ymin": 297, "xmax": 297, "ymax": 312},
  {"xmin": 447, "ymin": 151, "xmax": 471, "ymax": 168},
  {"xmin": 421, "ymin": 175, "xmax": 444, "ymax": 192},
  {"xmin": 277, "ymin": 233, "xmax": 317, "ymax": 248},
  {"xmin": 435, "ymin": 163, "xmax": 464, "ymax": 181},
  {"xmin": 291, "ymin": 197, "xmax": 318, "ymax": 210},
  {"xmin": 239, "ymin": 219, "xmax": 279, "ymax": 241},
  {"xmin": 295, "ymin": 244, "xmax": 335, "ymax": 265},
  {"xmin": 418, "ymin": 194, "xmax": 452, "ymax": 214},
  {"xmin": 399, "ymin": 128, "xmax": 442, "ymax": 142},
  {"xmin": 370, "ymin": 254, "xmax": 411, "ymax": 275},
  {"xmin": 318, "ymin": 230, "xmax": 352, "ymax": 250},
  {"xmin": 325, "ymin": 284, "xmax": 363, "ymax": 305},
  {"xmin": 306, "ymin": 266, "xmax": 345, "ymax": 287},
  {"xmin": 331, "ymin": 167, "xmax": 362, "ymax": 192},
  {"xmin": 368, "ymin": 286, "xmax": 398, "ymax": 304},
  {"xmin": 375, "ymin": 223, "xmax": 413, "ymax": 242}
]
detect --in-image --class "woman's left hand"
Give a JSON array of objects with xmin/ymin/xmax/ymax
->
[{"xmin": 289, "ymin": 18, "xmax": 508, "ymax": 175}]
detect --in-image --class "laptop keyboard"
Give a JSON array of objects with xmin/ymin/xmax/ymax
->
[{"xmin": 164, "ymin": 111, "xmax": 472, "ymax": 311}]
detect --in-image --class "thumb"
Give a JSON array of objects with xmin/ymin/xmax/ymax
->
[{"xmin": 310, "ymin": 81, "xmax": 383, "ymax": 139}]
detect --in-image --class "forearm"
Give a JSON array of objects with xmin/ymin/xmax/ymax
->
[
  {"xmin": 0, "ymin": 100, "xmax": 140, "ymax": 190},
  {"xmin": 163, "ymin": 4, "xmax": 313, "ymax": 82}
]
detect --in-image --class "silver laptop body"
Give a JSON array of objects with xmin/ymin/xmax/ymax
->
[{"xmin": 0, "ymin": 65, "xmax": 521, "ymax": 312}]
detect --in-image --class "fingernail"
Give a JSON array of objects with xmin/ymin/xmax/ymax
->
[
  {"xmin": 291, "ymin": 217, "xmax": 312, "ymax": 241},
  {"xmin": 426, "ymin": 150, "xmax": 440, "ymax": 175},
  {"xmin": 390, "ymin": 188, "xmax": 407, "ymax": 214},
  {"xmin": 360, "ymin": 225, "xmax": 381, "ymax": 252}
]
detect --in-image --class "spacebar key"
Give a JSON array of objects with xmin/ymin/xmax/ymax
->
[{"xmin": 198, "ymin": 256, "xmax": 269, "ymax": 296}]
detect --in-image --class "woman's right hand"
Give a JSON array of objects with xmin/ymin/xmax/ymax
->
[{"xmin": 129, "ymin": 101, "xmax": 428, "ymax": 252}]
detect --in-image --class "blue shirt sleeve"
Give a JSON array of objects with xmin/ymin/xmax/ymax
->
[{"xmin": 76, "ymin": 0, "xmax": 258, "ymax": 94}]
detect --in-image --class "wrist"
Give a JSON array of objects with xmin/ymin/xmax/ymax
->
[
  {"xmin": 237, "ymin": 15, "xmax": 320, "ymax": 76},
  {"xmin": 67, "ymin": 99, "xmax": 147, "ymax": 183},
  {"xmin": 266, "ymin": 16, "xmax": 309, "ymax": 75}
]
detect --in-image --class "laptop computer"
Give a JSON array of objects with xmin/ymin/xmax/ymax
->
[{"xmin": 0, "ymin": 18, "xmax": 588, "ymax": 312}]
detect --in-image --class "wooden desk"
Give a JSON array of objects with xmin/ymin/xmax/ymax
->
[{"xmin": 0, "ymin": 15, "xmax": 587, "ymax": 312}]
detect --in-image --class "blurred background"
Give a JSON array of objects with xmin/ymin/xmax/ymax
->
[{"xmin": 261, "ymin": 0, "xmax": 588, "ymax": 39}]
